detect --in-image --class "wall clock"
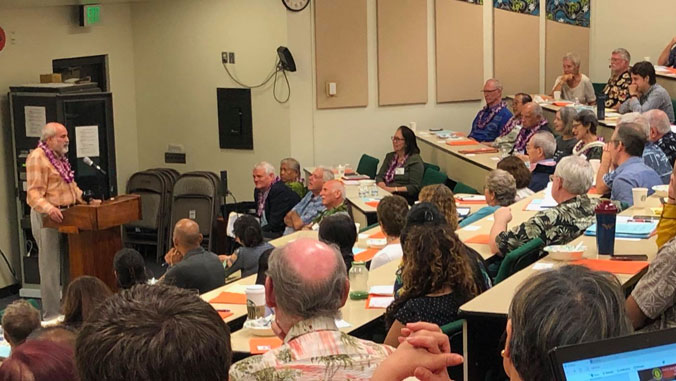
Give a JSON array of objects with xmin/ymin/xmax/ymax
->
[{"xmin": 282, "ymin": 0, "xmax": 310, "ymax": 12}]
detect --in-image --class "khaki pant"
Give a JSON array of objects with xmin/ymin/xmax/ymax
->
[{"xmin": 30, "ymin": 208, "xmax": 65, "ymax": 320}]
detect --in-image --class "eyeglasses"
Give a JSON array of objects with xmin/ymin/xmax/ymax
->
[
  {"xmin": 481, "ymin": 89, "xmax": 499, "ymax": 93},
  {"xmin": 391, "ymin": 136, "xmax": 404, "ymax": 142},
  {"xmin": 549, "ymin": 174, "xmax": 559, "ymax": 182}
]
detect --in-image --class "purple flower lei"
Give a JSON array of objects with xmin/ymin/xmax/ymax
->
[{"xmin": 38, "ymin": 140, "xmax": 74, "ymax": 184}]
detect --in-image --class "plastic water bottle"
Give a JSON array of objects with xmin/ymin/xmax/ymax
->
[
  {"xmin": 595, "ymin": 200, "xmax": 618, "ymax": 255},
  {"xmin": 370, "ymin": 184, "xmax": 379, "ymax": 197},
  {"xmin": 597, "ymin": 94, "xmax": 606, "ymax": 120},
  {"xmin": 349, "ymin": 261, "xmax": 369, "ymax": 300}
]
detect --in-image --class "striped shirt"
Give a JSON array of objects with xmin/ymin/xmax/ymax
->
[{"xmin": 26, "ymin": 147, "xmax": 83, "ymax": 214}]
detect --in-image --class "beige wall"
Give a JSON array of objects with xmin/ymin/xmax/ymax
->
[
  {"xmin": 589, "ymin": 0, "xmax": 676, "ymax": 82},
  {"xmin": 131, "ymin": 0, "xmax": 291, "ymax": 200},
  {"xmin": 0, "ymin": 4, "xmax": 138, "ymax": 288}
]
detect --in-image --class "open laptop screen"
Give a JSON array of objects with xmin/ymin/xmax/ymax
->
[{"xmin": 550, "ymin": 328, "xmax": 676, "ymax": 381}]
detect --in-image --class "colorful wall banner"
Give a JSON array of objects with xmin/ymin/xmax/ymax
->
[
  {"xmin": 546, "ymin": 0, "xmax": 590, "ymax": 27},
  {"xmin": 493, "ymin": 0, "xmax": 539, "ymax": 16}
]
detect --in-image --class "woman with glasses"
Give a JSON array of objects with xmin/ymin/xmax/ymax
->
[
  {"xmin": 375, "ymin": 125, "xmax": 424, "ymax": 203},
  {"xmin": 571, "ymin": 110, "xmax": 605, "ymax": 160}
]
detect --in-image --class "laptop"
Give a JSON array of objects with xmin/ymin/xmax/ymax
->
[{"xmin": 549, "ymin": 327, "xmax": 676, "ymax": 381}]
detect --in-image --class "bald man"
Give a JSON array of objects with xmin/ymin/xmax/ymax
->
[
  {"xmin": 306, "ymin": 179, "xmax": 349, "ymax": 227},
  {"xmin": 162, "ymin": 219, "xmax": 225, "ymax": 293},
  {"xmin": 468, "ymin": 79, "xmax": 513, "ymax": 142},
  {"xmin": 229, "ymin": 239, "xmax": 393, "ymax": 380},
  {"xmin": 27, "ymin": 122, "xmax": 100, "ymax": 319}
]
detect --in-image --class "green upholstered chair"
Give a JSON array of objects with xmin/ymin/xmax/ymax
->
[
  {"xmin": 672, "ymin": 99, "xmax": 676, "ymax": 116},
  {"xmin": 592, "ymin": 82, "xmax": 606, "ymax": 95},
  {"xmin": 453, "ymin": 182, "xmax": 480, "ymax": 195},
  {"xmin": 423, "ymin": 162, "xmax": 441, "ymax": 173},
  {"xmin": 421, "ymin": 167, "xmax": 447, "ymax": 187},
  {"xmin": 493, "ymin": 237, "xmax": 545, "ymax": 285},
  {"xmin": 356, "ymin": 154, "xmax": 380, "ymax": 179}
]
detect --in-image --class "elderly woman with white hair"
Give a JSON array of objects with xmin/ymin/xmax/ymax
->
[
  {"xmin": 551, "ymin": 52, "xmax": 596, "ymax": 105},
  {"xmin": 489, "ymin": 155, "xmax": 620, "ymax": 256},
  {"xmin": 459, "ymin": 169, "xmax": 516, "ymax": 228}
]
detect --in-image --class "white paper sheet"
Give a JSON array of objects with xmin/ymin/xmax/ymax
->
[
  {"xmin": 462, "ymin": 225, "xmax": 482, "ymax": 232},
  {"xmin": 24, "ymin": 106, "xmax": 46, "ymax": 137},
  {"xmin": 369, "ymin": 285, "xmax": 394, "ymax": 296},
  {"xmin": 75, "ymin": 125, "xmax": 100, "ymax": 158},
  {"xmin": 225, "ymin": 284, "xmax": 249, "ymax": 294},
  {"xmin": 532, "ymin": 263, "xmax": 554, "ymax": 270},
  {"xmin": 335, "ymin": 319, "xmax": 352, "ymax": 328},
  {"xmin": 368, "ymin": 296, "xmax": 394, "ymax": 308}
]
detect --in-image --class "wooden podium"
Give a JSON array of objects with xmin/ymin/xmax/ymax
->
[{"xmin": 44, "ymin": 194, "xmax": 141, "ymax": 291}]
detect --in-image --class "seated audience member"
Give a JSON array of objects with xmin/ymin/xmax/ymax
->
[
  {"xmin": 370, "ymin": 195, "xmax": 409, "ymax": 270},
  {"xmin": 551, "ymin": 52, "xmax": 596, "ymax": 105},
  {"xmin": 658, "ymin": 36, "xmax": 676, "ymax": 68},
  {"xmin": 418, "ymin": 184, "xmax": 459, "ymax": 230},
  {"xmin": 0, "ymin": 340, "xmax": 76, "ymax": 381},
  {"xmin": 76, "ymin": 284, "xmax": 232, "ymax": 381},
  {"xmin": 571, "ymin": 110, "xmax": 605, "ymax": 160},
  {"xmin": 384, "ymin": 203, "xmax": 481, "ymax": 348},
  {"xmin": 283, "ymin": 166, "xmax": 333, "ymax": 234},
  {"xmin": 460, "ymin": 169, "xmax": 516, "ymax": 228},
  {"xmin": 503, "ymin": 265, "xmax": 632, "ymax": 381},
  {"xmin": 1, "ymin": 300, "xmax": 41, "ymax": 349},
  {"xmin": 595, "ymin": 120, "xmax": 664, "ymax": 204},
  {"xmin": 113, "ymin": 248, "xmax": 149, "ymax": 289},
  {"xmin": 525, "ymin": 131, "xmax": 557, "ymax": 192},
  {"xmin": 495, "ymin": 93, "xmax": 533, "ymax": 152},
  {"xmin": 468, "ymin": 79, "xmax": 513, "ymax": 142},
  {"xmin": 318, "ymin": 214, "xmax": 357, "ymax": 272},
  {"xmin": 221, "ymin": 215, "xmax": 273, "ymax": 278},
  {"xmin": 618, "ymin": 113, "xmax": 672, "ymax": 183},
  {"xmin": 309, "ymin": 179, "xmax": 348, "ymax": 226},
  {"xmin": 162, "ymin": 219, "xmax": 225, "ymax": 294},
  {"xmin": 376, "ymin": 126, "xmax": 425, "ymax": 203},
  {"xmin": 61, "ymin": 276, "xmax": 112, "ymax": 329},
  {"xmin": 229, "ymin": 239, "xmax": 394, "ymax": 380},
  {"xmin": 280, "ymin": 157, "xmax": 306, "ymax": 198},
  {"xmin": 552, "ymin": 107, "xmax": 578, "ymax": 161},
  {"xmin": 619, "ymin": 61, "xmax": 675, "ymax": 122},
  {"xmin": 489, "ymin": 156, "xmax": 607, "ymax": 255},
  {"xmin": 27, "ymin": 326, "xmax": 77, "ymax": 349},
  {"xmin": 498, "ymin": 156, "xmax": 533, "ymax": 201},
  {"xmin": 645, "ymin": 109, "xmax": 676, "ymax": 166},
  {"xmin": 255, "ymin": 249, "xmax": 272, "ymax": 285},
  {"xmin": 603, "ymin": 48, "xmax": 632, "ymax": 110},
  {"xmin": 253, "ymin": 161, "xmax": 301, "ymax": 238},
  {"xmin": 512, "ymin": 102, "xmax": 551, "ymax": 154},
  {"xmin": 373, "ymin": 322, "xmax": 463, "ymax": 381},
  {"xmin": 626, "ymin": 166, "xmax": 676, "ymax": 331}
]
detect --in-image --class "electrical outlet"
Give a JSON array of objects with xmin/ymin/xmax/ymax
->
[
  {"xmin": 221, "ymin": 51, "xmax": 229, "ymax": 64},
  {"xmin": 228, "ymin": 52, "xmax": 235, "ymax": 64}
]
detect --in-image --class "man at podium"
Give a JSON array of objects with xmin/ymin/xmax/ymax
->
[{"xmin": 26, "ymin": 122, "xmax": 100, "ymax": 319}]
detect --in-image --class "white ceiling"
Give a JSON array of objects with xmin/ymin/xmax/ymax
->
[{"xmin": 0, "ymin": 0, "xmax": 150, "ymax": 9}]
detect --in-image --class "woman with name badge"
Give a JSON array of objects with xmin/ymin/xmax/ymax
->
[{"xmin": 375, "ymin": 126, "xmax": 424, "ymax": 204}]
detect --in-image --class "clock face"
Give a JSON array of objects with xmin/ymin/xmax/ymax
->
[{"xmin": 282, "ymin": 0, "xmax": 310, "ymax": 12}]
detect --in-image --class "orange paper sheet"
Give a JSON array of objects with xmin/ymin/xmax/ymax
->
[
  {"xmin": 369, "ymin": 231, "xmax": 386, "ymax": 239},
  {"xmin": 456, "ymin": 199, "xmax": 487, "ymax": 205},
  {"xmin": 365, "ymin": 294, "xmax": 394, "ymax": 309},
  {"xmin": 354, "ymin": 248, "xmax": 380, "ymax": 262},
  {"xmin": 571, "ymin": 259, "xmax": 649, "ymax": 275},
  {"xmin": 446, "ymin": 139, "xmax": 479, "ymax": 146},
  {"xmin": 464, "ymin": 234, "xmax": 491, "ymax": 245},
  {"xmin": 209, "ymin": 292, "xmax": 247, "ymax": 305},
  {"xmin": 459, "ymin": 147, "xmax": 499, "ymax": 154},
  {"xmin": 365, "ymin": 201, "xmax": 380, "ymax": 208},
  {"xmin": 249, "ymin": 337, "xmax": 283, "ymax": 354},
  {"xmin": 218, "ymin": 311, "xmax": 234, "ymax": 319}
]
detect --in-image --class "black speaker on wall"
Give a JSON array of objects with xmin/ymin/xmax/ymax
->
[{"xmin": 217, "ymin": 88, "xmax": 253, "ymax": 150}]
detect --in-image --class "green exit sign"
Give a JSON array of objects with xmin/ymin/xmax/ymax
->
[{"xmin": 80, "ymin": 4, "xmax": 102, "ymax": 27}]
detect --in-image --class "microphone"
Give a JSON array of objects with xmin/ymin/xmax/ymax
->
[{"xmin": 83, "ymin": 157, "xmax": 107, "ymax": 175}]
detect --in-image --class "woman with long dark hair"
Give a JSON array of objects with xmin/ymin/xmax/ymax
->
[{"xmin": 375, "ymin": 126, "xmax": 424, "ymax": 203}]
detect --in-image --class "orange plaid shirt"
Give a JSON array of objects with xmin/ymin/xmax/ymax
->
[{"xmin": 26, "ymin": 147, "xmax": 83, "ymax": 214}]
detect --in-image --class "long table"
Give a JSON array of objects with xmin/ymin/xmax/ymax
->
[
  {"xmin": 416, "ymin": 131, "xmax": 501, "ymax": 192},
  {"xmin": 458, "ymin": 195, "xmax": 662, "ymax": 380}
]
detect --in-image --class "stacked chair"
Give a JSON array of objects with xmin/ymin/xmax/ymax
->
[
  {"xmin": 168, "ymin": 171, "xmax": 221, "ymax": 252},
  {"xmin": 123, "ymin": 168, "xmax": 179, "ymax": 262}
]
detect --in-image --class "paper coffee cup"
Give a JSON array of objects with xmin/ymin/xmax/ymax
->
[
  {"xmin": 246, "ymin": 285, "xmax": 266, "ymax": 320},
  {"xmin": 632, "ymin": 187, "xmax": 648, "ymax": 208},
  {"xmin": 554, "ymin": 91, "xmax": 562, "ymax": 101}
]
